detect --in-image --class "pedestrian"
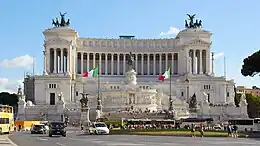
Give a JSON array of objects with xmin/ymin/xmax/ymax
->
[
  {"xmin": 227, "ymin": 124, "xmax": 232, "ymax": 137},
  {"xmin": 191, "ymin": 124, "xmax": 195, "ymax": 137},
  {"xmin": 233, "ymin": 125, "xmax": 238, "ymax": 138},
  {"xmin": 199, "ymin": 123, "xmax": 204, "ymax": 137}
]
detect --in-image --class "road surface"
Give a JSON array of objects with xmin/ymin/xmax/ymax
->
[{"xmin": 8, "ymin": 130, "xmax": 260, "ymax": 146}]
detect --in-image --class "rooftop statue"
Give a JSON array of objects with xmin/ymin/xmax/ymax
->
[
  {"xmin": 185, "ymin": 14, "xmax": 202, "ymax": 29},
  {"xmin": 52, "ymin": 12, "xmax": 70, "ymax": 27}
]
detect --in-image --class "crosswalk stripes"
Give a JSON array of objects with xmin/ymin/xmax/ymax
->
[{"xmin": 0, "ymin": 135, "xmax": 17, "ymax": 146}]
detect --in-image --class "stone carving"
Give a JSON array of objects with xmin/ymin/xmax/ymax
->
[
  {"xmin": 239, "ymin": 93, "xmax": 248, "ymax": 106},
  {"xmin": 44, "ymin": 38, "xmax": 71, "ymax": 46},
  {"xmin": 187, "ymin": 39, "xmax": 210, "ymax": 45},
  {"xmin": 185, "ymin": 14, "xmax": 202, "ymax": 28},
  {"xmin": 125, "ymin": 69, "xmax": 137, "ymax": 85},
  {"xmin": 202, "ymin": 92, "xmax": 209, "ymax": 103},
  {"xmin": 80, "ymin": 40, "xmax": 176, "ymax": 50},
  {"xmin": 57, "ymin": 92, "xmax": 64, "ymax": 101},
  {"xmin": 52, "ymin": 12, "xmax": 70, "ymax": 27}
]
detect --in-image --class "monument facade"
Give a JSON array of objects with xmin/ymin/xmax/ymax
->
[{"xmin": 19, "ymin": 13, "xmax": 248, "ymax": 122}]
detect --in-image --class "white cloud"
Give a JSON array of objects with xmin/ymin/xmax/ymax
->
[
  {"xmin": 160, "ymin": 26, "xmax": 180, "ymax": 36},
  {"xmin": 214, "ymin": 52, "xmax": 224, "ymax": 59},
  {"xmin": 0, "ymin": 55, "xmax": 34, "ymax": 68},
  {"xmin": 0, "ymin": 77, "xmax": 23, "ymax": 93}
]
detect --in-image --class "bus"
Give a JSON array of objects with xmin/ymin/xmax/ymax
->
[
  {"xmin": 253, "ymin": 118, "xmax": 260, "ymax": 131},
  {"xmin": 0, "ymin": 105, "xmax": 14, "ymax": 134},
  {"xmin": 228, "ymin": 119, "xmax": 254, "ymax": 131},
  {"xmin": 124, "ymin": 119, "xmax": 175, "ymax": 128}
]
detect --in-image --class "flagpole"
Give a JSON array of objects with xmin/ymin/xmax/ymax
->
[
  {"xmin": 97, "ymin": 66, "xmax": 101, "ymax": 111},
  {"xmin": 169, "ymin": 67, "xmax": 173, "ymax": 111}
]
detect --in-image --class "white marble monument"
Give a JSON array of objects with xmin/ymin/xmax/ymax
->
[{"xmin": 20, "ymin": 13, "xmax": 248, "ymax": 122}]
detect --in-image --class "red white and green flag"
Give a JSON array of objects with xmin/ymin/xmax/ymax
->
[
  {"xmin": 82, "ymin": 66, "xmax": 99, "ymax": 78},
  {"xmin": 158, "ymin": 68, "xmax": 171, "ymax": 81}
]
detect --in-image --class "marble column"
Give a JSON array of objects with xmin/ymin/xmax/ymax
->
[
  {"xmin": 105, "ymin": 54, "xmax": 108, "ymax": 75},
  {"xmin": 81, "ymin": 53, "xmax": 84, "ymax": 74},
  {"xmin": 193, "ymin": 50, "xmax": 196, "ymax": 74},
  {"xmin": 60, "ymin": 49, "xmax": 64, "ymax": 73},
  {"xmin": 93, "ymin": 53, "xmax": 96, "ymax": 68},
  {"xmin": 206, "ymin": 50, "xmax": 210, "ymax": 74},
  {"xmin": 111, "ymin": 54, "xmax": 114, "ymax": 75},
  {"xmin": 135, "ymin": 54, "xmax": 138, "ymax": 73},
  {"xmin": 67, "ymin": 50, "xmax": 70, "ymax": 73},
  {"xmin": 165, "ymin": 53, "xmax": 168, "ymax": 69},
  {"xmin": 159, "ymin": 54, "xmax": 162, "ymax": 74},
  {"xmin": 199, "ymin": 50, "xmax": 203, "ymax": 74},
  {"xmin": 54, "ymin": 48, "xmax": 57, "ymax": 73},
  {"xmin": 117, "ymin": 54, "xmax": 120, "ymax": 75},
  {"xmin": 153, "ymin": 54, "xmax": 156, "ymax": 75},
  {"xmin": 141, "ymin": 54, "xmax": 144, "ymax": 75},
  {"xmin": 123, "ymin": 54, "xmax": 126, "ymax": 73},
  {"xmin": 43, "ymin": 51, "xmax": 47, "ymax": 75},
  {"xmin": 87, "ymin": 53, "xmax": 90, "ymax": 71},
  {"xmin": 172, "ymin": 53, "xmax": 174, "ymax": 74},
  {"xmin": 99, "ymin": 53, "xmax": 102, "ymax": 74},
  {"xmin": 147, "ymin": 54, "xmax": 150, "ymax": 75},
  {"xmin": 186, "ymin": 49, "xmax": 190, "ymax": 74}
]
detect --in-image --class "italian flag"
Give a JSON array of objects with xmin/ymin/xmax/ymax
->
[
  {"xmin": 82, "ymin": 67, "xmax": 99, "ymax": 78},
  {"xmin": 158, "ymin": 68, "xmax": 170, "ymax": 81}
]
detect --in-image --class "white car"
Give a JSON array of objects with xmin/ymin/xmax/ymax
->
[{"xmin": 88, "ymin": 122, "xmax": 110, "ymax": 135}]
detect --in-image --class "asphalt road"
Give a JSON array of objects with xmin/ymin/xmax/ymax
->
[{"xmin": 8, "ymin": 130, "xmax": 260, "ymax": 146}]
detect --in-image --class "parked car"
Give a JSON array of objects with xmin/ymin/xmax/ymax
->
[
  {"xmin": 31, "ymin": 124, "xmax": 46, "ymax": 134},
  {"xmin": 48, "ymin": 121, "xmax": 66, "ymax": 137},
  {"xmin": 88, "ymin": 122, "xmax": 110, "ymax": 135}
]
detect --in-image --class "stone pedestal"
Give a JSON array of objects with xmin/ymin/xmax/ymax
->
[
  {"xmin": 56, "ymin": 93, "xmax": 66, "ymax": 122},
  {"xmin": 81, "ymin": 107, "xmax": 91, "ymax": 126},
  {"xmin": 125, "ymin": 69, "xmax": 137, "ymax": 85},
  {"xmin": 96, "ymin": 110, "xmax": 101, "ymax": 120}
]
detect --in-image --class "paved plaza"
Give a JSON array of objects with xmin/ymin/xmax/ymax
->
[{"xmin": 8, "ymin": 130, "xmax": 260, "ymax": 146}]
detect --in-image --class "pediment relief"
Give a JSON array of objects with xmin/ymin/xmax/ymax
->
[
  {"xmin": 44, "ymin": 38, "xmax": 71, "ymax": 46},
  {"xmin": 185, "ymin": 38, "xmax": 211, "ymax": 45}
]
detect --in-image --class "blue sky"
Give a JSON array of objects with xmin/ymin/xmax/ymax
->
[{"xmin": 0, "ymin": 0, "xmax": 260, "ymax": 92}]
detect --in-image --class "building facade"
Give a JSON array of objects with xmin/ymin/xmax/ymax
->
[
  {"xmin": 19, "ymin": 14, "xmax": 248, "ymax": 121},
  {"xmin": 237, "ymin": 86, "xmax": 260, "ymax": 96}
]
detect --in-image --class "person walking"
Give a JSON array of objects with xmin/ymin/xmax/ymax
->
[
  {"xmin": 227, "ymin": 124, "xmax": 232, "ymax": 137},
  {"xmin": 191, "ymin": 124, "xmax": 195, "ymax": 137},
  {"xmin": 233, "ymin": 124, "xmax": 238, "ymax": 138},
  {"xmin": 199, "ymin": 123, "xmax": 204, "ymax": 137}
]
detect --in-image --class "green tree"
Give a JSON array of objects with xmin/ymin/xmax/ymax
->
[
  {"xmin": 241, "ymin": 50, "xmax": 260, "ymax": 77},
  {"xmin": 245, "ymin": 93, "xmax": 260, "ymax": 118},
  {"xmin": 0, "ymin": 92, "xmax": 19, "ymax": 107},
  {"xmin": 189, "ymin": 93, "xmax": 197, "ymax": 113}
]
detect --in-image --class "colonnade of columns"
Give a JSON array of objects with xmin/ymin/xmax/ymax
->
[
  {"xmin": 187, "ymin": 49, "xmax": 208, "ymax": 74},
  {"xmin": 76, "ymin": 53, "xmax": 179, "ymax": 76},
  {"xmin": 45, "ymin": 49, "xmax": 209, "ymax": 76},
  {"xmin": 48, "ymin": 48, "xmax": 68, "ymax": 73}
]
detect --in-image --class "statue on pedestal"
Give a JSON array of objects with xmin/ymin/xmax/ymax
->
[
  {"xmin": 80, "ymin": 93, "xmax": 89, "ymax": 112},
  {"xmin": 185, "ymin": 14, "xmax": 203, "ymax": 29},
  {"xmin": 52, "ymin": 12, "xmax": 70, "ymax": 27},
  {"xmin": 127, "ymin": 52, "xmax": 135, "ymax": 70},
  {"xmin": 189, "ymin": 93, "xmax": 197, "ymax": 113}
]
